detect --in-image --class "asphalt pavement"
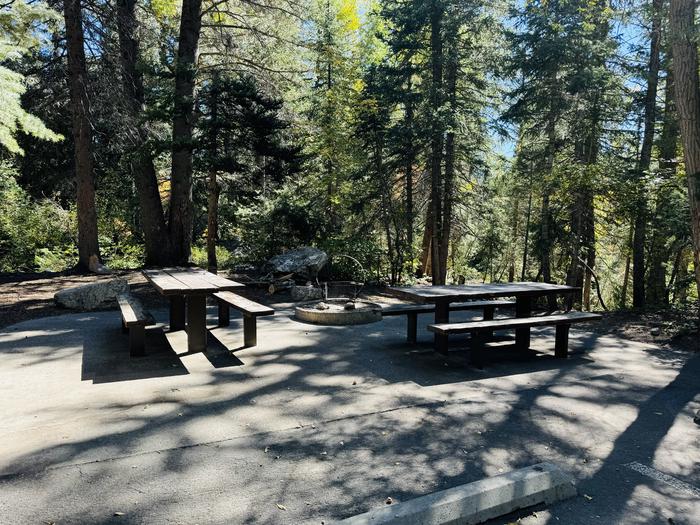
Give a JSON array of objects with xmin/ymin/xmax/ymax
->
[{"xmin": 0, "ymin": 304, "xmax": 698, "ymax": 524}]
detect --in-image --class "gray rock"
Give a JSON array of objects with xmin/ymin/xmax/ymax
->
[
  {"xmin": 264, "ymin": 247, "xmax": 328, "ymax": 279},
  {"xmin": 650, "ymin": 327, "xmax": 661, "ymax": 336},
  {"xmin": 54, "ymin": 278, "xmax": 129, "ymax": 310},
  {"xmin": 291, "ymin": 285, "xmax": 324, "ymax": 302}
]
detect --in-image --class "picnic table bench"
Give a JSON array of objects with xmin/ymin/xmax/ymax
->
[
  {"xmin": 428, "ymin": 311, "xmax": 601, "ymax": 361},
  {"xmin": 381, "ymin": 299, "xmax": 515, "ymax": 343},
  {"xmin": 117, "ymin": 293, "xmax": 155, "ymax": 357},
  {"xmin": 214, "ymin": 291, "xmax": 275, "ymax": 348}
]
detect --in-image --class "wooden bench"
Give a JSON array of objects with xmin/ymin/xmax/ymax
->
[
  {"xmin": 427, "ymin": 311, "xmax": 602, "ymax": 360},
  {"xmin": 213, "ymin": 291, "xmax": 275, "ymax": 348},
  {"xmin": 117, "ymin": 294, "xmax": 155, "ymax": 357},
  {"xmin": 382, "ymin": 300, "xmax": 515, "ymax": 343}
]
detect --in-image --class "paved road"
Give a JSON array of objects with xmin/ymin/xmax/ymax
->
[{"xmin": 0, "ymin": 305, "xmax": 698, "ymax": 524}]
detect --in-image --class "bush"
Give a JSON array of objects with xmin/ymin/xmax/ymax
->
[
  {"xmin": 190, "ymin": 244, "xmax": 236, "ymax": 269},
  {"xmin": 235, "ymin": 187, "xmax": 322, "ymax": 263},
  {"xmin": 0, "ymin": 163, "xmax": 76, "ymax": 272}
]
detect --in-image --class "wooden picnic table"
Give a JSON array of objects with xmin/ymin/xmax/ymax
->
[
  {"xmin": 143, "ymin": 267, "xmax": 245, "ymax": 352},
  {"xmin": 387, "ymin": 282, "xmax": 578, "ymax": 351}
]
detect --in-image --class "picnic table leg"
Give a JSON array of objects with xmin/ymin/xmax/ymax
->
[
  {"xmin": 434, "ymin": 300, "xmax": 450, "ymax": 355},
  {"xmin": 217, "ymin": 299, "xmax": 230, "ymax": 327},
  {"xmin": 186, "ymin": 295, "xmax": 207, "ymax": 352},
  {"xmin": 469, "ymin": 330, "xmax": 485, "ymax": 369},
  {"xmin": 482, "ymin": 304, "xmax": 495, "ymax": 339},
  {"xmin": 169, "ymin": 296, "xmax": 186, "ymax": 331},
  {"xmin": 243, "ymin": 315, "xmax": 257, "ymax": 347},
  {"xmin": 515, "ymin": 295, "xmax": 532, "ymax": 350},
  {"xmin": 129, "ymin": 325, "xmax": 146, "ymax": 357},
  {"xmin": 555, "ymin": 324, "xmax": 570, "ymax": 358},
  {"xmin": 407, "ymin": 312, "xmax": 418, "ymax": 344}
]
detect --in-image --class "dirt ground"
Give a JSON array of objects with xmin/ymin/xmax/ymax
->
[{"xmin": 1, "ymin": 270, "xmax": 698, "ymax": 353}]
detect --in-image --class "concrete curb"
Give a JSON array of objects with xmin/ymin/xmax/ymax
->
[{"xmin": 336, "ymin": 462, "xmax": 577, "ymax": 525}]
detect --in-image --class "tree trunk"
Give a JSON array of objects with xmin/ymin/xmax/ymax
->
[
  {"xmin": 582, "ymin": 191, "xmax": 596, "ymax": 310},
  {"xmin": 64, "ymin": 0, "xmax": 101, "ymax": 271},
  {"xmin": 633, "ymin": 0, "xmax": 663, "ymax": 308},
  {"xmin": 169, "ymin": 0, "xmax": 203, "ymax": 264},
  {"xmin": 207, "ymin": 168, "xmax": 219, "ymax": 272},
  {"xmin": 418, "ymin": 203, "xmax": 433, "ymax": 278},
  {"xmin": 670, "ymin": 0, "xmax": 700, "ymax": 318},
  {"xmin": 509, "ymin": 196, "xmax": 519, "ymax": 282},
  {"xmin": 206, "ymin": 76, "xmax": 220, "ymax": 273},
  {"xmin": 541, "ymin": 104, "xmax": 557, "ymax": 310},
  {"xmin": 540, "ymin": 194, "xmax": 552, "ymax": 287},
  {"xmin": 675, "ymin": 247, "xmax": 692, "ymax": 302},
  {"xmin": 647, "ymin": 63, "xmax": 679, "ymax": 305},
  {"xmin": 429, "ymin": 0, "xmax": 444, "ymax": 285},
  {"xmin": 440, "ymin": 41, "xmax": 457, "ymax": 285},
  {"xmin": 116, "ymin": 0, "xmax": 172, "ymax": 266},
  {"xmin": 521, "ymin": 170, "xmax": 533, "ymax": 280},
  {"xmin": 404, "ymin": 96, "xmax": 415, "ymax": 274},
  {"xmin": 620, "ymin": 224, "xmax": 633, "ymax": 308},
  {"xmin": 567, "ymin": 89, "xmax": 602, "ymax": 309}
]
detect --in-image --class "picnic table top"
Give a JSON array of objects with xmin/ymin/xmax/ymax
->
[
  {"xmin": 143, "ymin": 267, "xmax": 245, "ymax": 296},
  {"xmin": 387, "ymin": 282, "xmax": 579, "ymax": 303}
]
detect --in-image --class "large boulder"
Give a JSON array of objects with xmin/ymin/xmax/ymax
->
[
  {"xmin": 54, "ymin": 278, "xmax": 129, "ymax": 310},
  {"xmin": 264, "ymin": 247, "xmax": 328, "ymax": 279}
]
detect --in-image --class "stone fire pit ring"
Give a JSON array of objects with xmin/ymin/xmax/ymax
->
[{"xmin": 294, "ymin": 298, "xmax": 382, "ymax": 326}]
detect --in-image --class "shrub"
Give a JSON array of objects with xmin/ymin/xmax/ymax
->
[{"xmin": 0, "ymin": 163, "xmax": 75, "ymax": 271}]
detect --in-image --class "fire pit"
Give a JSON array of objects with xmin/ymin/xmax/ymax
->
[{"xmin": 294, "ymin": 298, "xmax": 382, "ymax": 326}]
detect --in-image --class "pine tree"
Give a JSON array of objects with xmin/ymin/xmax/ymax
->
[{"xmin": 0, "ymin": 0, "xmax": 62, "ymax": 155}]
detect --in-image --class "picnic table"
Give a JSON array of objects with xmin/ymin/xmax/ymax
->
[
  {"xmin": 143, "ymin": 267, "xmax": 245, "ymax": 352},
  {"xmin": 387, "ymin": 282, "xmax": 578, "ymax": 351}
]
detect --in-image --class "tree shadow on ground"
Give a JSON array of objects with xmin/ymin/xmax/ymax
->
[
  {"xmin": 81, "ymin": 323, "xmax": 190, "ymax": 384},
  {"xmin": 0, "ymin": 306, "xmax": 697, "ymax": 525}
]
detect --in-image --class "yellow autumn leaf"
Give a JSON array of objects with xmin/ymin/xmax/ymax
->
[
  {"xmin": 338, "ymin": 0, "xmax": 360, "ymax": 32},
  {"xmin": 151, "ymin": 0, "xmax": 177, "ymax": 19}
]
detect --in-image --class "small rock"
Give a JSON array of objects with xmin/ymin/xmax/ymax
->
[
  {"xmin": 385, "ymin": 497, "xmax": 393, "ymax": 505},
  {"xmin": 344, "ymin": 301, "xmax": 356, "ymax": 310},
  {"xmin": 650, "ymin": 327, "xmax": 661, "ymax": 336},
  {"xmin": 315, "ymin": 302, "xmax": 330, "ymax": 310}
]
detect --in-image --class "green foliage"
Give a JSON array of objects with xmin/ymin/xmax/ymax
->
[
  {"xmin": 0, "ymin": 0, "xmax": 695, "ymax": 310},
  {"xmin": 318, "ymin": 233, "xmax": 385, "ymax": 281},
  {"xmin": 0, "ymin": 0, "xmax": 63, "ymax": 155},
  {"xmin": 235, "ymin": 186, "xmax": 323, "ymax": 263},
  {"xmin": 190, "ymin": 245, "xmax": 236, "ymax": 269},
  {"xmin": 0, "ymin": 163, "xmax": 74, "ymax": 271}
]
